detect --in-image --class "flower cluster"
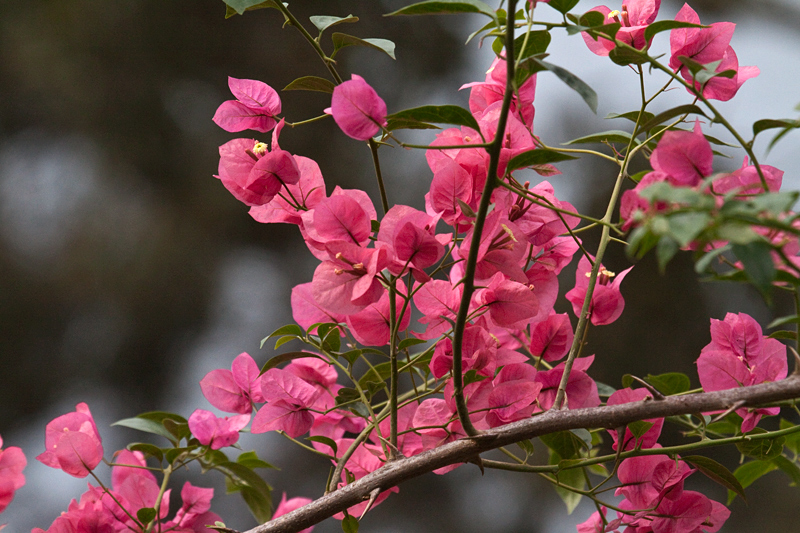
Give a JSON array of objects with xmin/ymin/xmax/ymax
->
[{"xmin": 0, "ymin": 435, "xmax": 26, "ymax": 517}]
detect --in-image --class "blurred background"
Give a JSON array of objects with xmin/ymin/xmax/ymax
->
[{"xmin": 1, "ymin": 0, "xmax": 799, "ymax": 531}]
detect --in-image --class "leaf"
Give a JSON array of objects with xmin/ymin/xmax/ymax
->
[
  {"xmin": 656, "ymin": 236, "xmax": 679, "ymax": 272},
  {"xmin": 627, "ymin": 420, "xmax": 654, "ymax": 438},
  {"xmin": 684, "ymin": 455, "xmax": 746, "ymax": 502},
  {"xmin": 223, "ymin": 0, "xmax": 282, "ymax": 17},
  {"xmin": 322, "ymin": 326, "xmax": 341, "ymax": 353},
  {"xmin": 237, "ymin": 450, "xmax": 276, "ymax": 470},
  {"xmin": 137, "ymin": 507, "xmax": 157, "ymax": 525},
  {"xmin": 398, "ymin": 338, "xmax": 427, "ymax": 350},
  {"xmin": 358, "ymin": 361, "xmax": 392, "ymax": 388},
  {"xmin": 340, "ymin": 349, "xmax": 363, "ymax": 365},
  {"xmin": 732, "ymin": 241, "xmax": 777, "ymax": 298},
  {"xmin": 644, "ymin": 372, "xmax": 691, "ymax": 396},
  {"xmin": 781, "ymin": 419, "xmax": 800, "ymax": 455},
  {"xmin": 513, "ymin": 31, "xmax": 551, "ymax": 61},
  {"xmin": 386, "ymin": 105, "xmax": 480, "ymax": 132},
  {"xmin": 629, "ymin": 169, "xmax": 649, "ymax": 183},
  {"xmin": 386, "ymin": 0, "xmax": 498, "ymax": 22},
  {"xmin": 547, "ymin": 0, "xmax": 580, "ymax": 14},
  {"xmin": 621, "ymin": 374, "xmax": 634, "ymax": 388},
  {"xmin": 736, "ymin": 428, "xmax": 786, "ymax": 460},
  {"xmin": 283, "ymin": 76, "xmax": 336, "ymax": 94},
  {"xmin": 640, "ymin": 105, "xmax": 707, "ymax": 132},
  {"xmin": 112, "ymin": 417, "xmax": 178, "ymax": 444},
  {"xmin": 516, "ymin": 439, "xmax": 535, "ymax": 456},
  {"xmin": 137, "ymin": 411, "xmax": 188, "ymax": 425},
  {"xmin": 261, "ymin": 324, "xmax": 304, "ymax": 349},
  {"xmin": 595, "ymin": 381, "xmax": 616, "ymax": 397},
  {"xmin": 540, "ymin": 431, "xmax": 588, "ymax": 460},
  {"xmin": 342, "ymin": 514, "xmax": 360, "ymax": 533},
  {"xmin": 553, "ymin": 462, "xmax": 584, "ymax": 514},
  {"xmin": 163, "ymin": 419, "xmax": 191, "ymax": 441},
  {"xmin": 773, "ymin": 455, "xmax": 800, "ymax": 486},
  {"xmin": 127, "ymin": 443, "xmax": 164, "ymax": 463},
  {"xmin": 644, "ymin": 20, "xmax": 705, "ymax": 42},
  {"xmin": 729, "ymin": 460, "xmax": 778, "ymax": 504},
  {"xmin": 606, "ymin": 110, "xmax": 655, "ymax": 125},
  {"xmin": 214, "ymin": 461, "xmax": 272, "ymax": 522},
  {"xmin": 768, "ymin": 315, "xmax": 800, "ymax": 329},
  {"xmin": 563, "ymin": 130, "xmax": 634, "ymax": 146},
  {"xmin": 307, "ymin": 435, "xmax": 338, "ymax": 456},
  {"xmin": 506, "ymin": 148, "xmax": 578, "ymax": 174},
  {"xmin": 769, "ymin": 330, "xmax": 797, "ymax": 340},
  {"xmin": 667, "ymin": 212, "xmax": 710, "ymax": 247},
  {"xmin": 241, "ymin": 486, "xmax": 273, "ymax": 524},
  {"xmin": 752, "ymin": 118, "xmax": 798, "ymax": 138},
  {"xmin": 533, "ymin": 59, "xmax": 597, "ymax": 113},
  {"xmin": 331, "ymin": 33, "xmax": 396, "ymax": 60},
  {"xmin": 694, "ymin": 244, "xmax": 731, "ymax": 274},
  {"xmin": 309, "ymin": 15, "xmax": 358, "ymax": 34},
  {"xmin": 608, "ymin": 45, "xmax": 648, "ymax": 66},
  {"xmin": 260, "ymin": 351, "xmax": 324, "ymax": 374}
]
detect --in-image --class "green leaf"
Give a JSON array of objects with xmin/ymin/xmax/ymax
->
[
  {"xmin": 694, "ymin": 244, "xmax": 731, "ymax": 274},
  {"xmin": 644, "ymin": 372, "xmax": 691, "ymax": 396},
  {"xmin": 773, "ymin": 455, "xmax": 800, "ymax": 486},
  {"xmin": 656, "ymin": 235, "xmax": 679, "ymax": 272},
  {"xmin": 540, "ymin": 431, "xmax": 588, "ymax": 460},
  {"xmin": 629, "ymin": 169, "xmax": 649, "ymax": 184},
  {"xmin": 163, "ymin": 419, "xmax": 191, "ymax": 441},
  {"xmin": 386, "ymin": 105, "xmax": 480, "ymax": 132},
  {"xmin": 237, "ymin": 450, "xmax": 276, "ymax": 470},
  {"xmin": 370, "ymin": 220, "xmax": 381, "ymax": 233},
  {"xmin": 340, "ymin": 349, "xmax": 363, "ymax": 365},
  {"xmin": 137, "ymin": 411, "xmax": 188, "ymax": 425},
  {"xmin": 335, "ymin": 388, "xmax": 361, "ymax": 406},
  {"xmin": 644, "ymin": 20, "xmax": 705, "ymax": 42},
  {"xmin": 684, "ymin": 455, "xmax": 746, "ymax": 502},
  {"xmin": 386, "ymin": 0, "xmax": 498, "ymax": 22},
  {"xmin": 732, "ymin": 241, "xmax": 777, "ymax": 297},
  {"xmin": 533, "ymin": 59, "xmax": 597, "ymax": 113},
  {"xmin": 127, "ymin": 443, "xmax": 164, "ymax": 462},
  {"xmin": 553, "ymin": 463, "xmax": 584, "ymax": 514},
  {"xmin": 596, "ymin": 381, "xmax": 617, "ymax": 397},
  {"xmin": 310, "ymin": 15, "xmax": 358, "ymax": 34},
  {"xmin": 283, "ymin": 76, "xmax": 336, "ymax": 94},
  {"xmin": 358, "ymin": 362, "xmax": 392, "ymax": 388},
  {"xmin": 513, "ymin": 31, "xmax": 551, "ymax": 61},
  {"xmin": 768, "ymin": 315, "xmax": 800, "ymax": 329},
  {"xmin": 729, "ymin": 460, "xmax": 778, "ymax": 504},
  {"xmin": 547, "ymin": 0, "xmax": 580, "ymax": 14},
  {"xmin": 398, "ymin": 338, "xmax": 427, "ymax": 350},
  {"xmin": 137, "ymin": 507, "xmax": 157, "ymax": 525},
  {"xmin": 507, "ymin": 148, "xmax": 578, "ymax": 174},
  {"xmin": 322, "ymin": 327, "xmax": 341, "ymax": 352},
  {"xmin": 627, "ymin": 420, "xmax": 654, "ymax": 438},
  {"xmin": 342, "ymin": 514, "xmax": 360, "ymax": 533},
  {"xmin": 260, "ymin": 351, "xmax": 324, "ymax": 374},
  {"xmin": 563, "ymin": 130, "xmax": 634, "ymax": 146},
  {"xmin": 112, "ymin": 417, "xmax": 178, "ymax": 444},
  {"xmin": 667, "ymin": 212, "xmax": 710, "ymax": 247},
  {"xmin": 736, "ymin": 428, "xmax": 786, "ymax": 460},
  {"xmin": 262, "ymin": 324, "xmax": 304, "ymax": 349},
  {"xmin": 606, "ymin": 110, "xmax": 655, "ymax": 125},
  {"xmin": 331, "ymin": 33, "xmax": 396, "ymax": 60},
  {"xmin": 621, "ymin": 374, "xmax": 634, "ymax": 388},
  {"xmin": 223, "ymin": 0, "xmax": 281, "ymax": 17},
  {"xmin": 608, "ymin": 45, "xmax": 648, "ymax": 66},
  {"xmin": 214, "ymin": 461, "xmax": 272, "ymax": 522},
  {"xmin": 307, "ymin": 435, "xmax": 338, "ymax": 456},
  {"xmin": 768, "ymin": 330, "xmax": 796, "ymax": 340},
  {"xmin": 753, "ymin": 118, "xmax": 798, "ymax": 138},
  {"xmin": 241, "ymin": 486, "xmax": 273, "ymax": 524},
  {"xmin": 516, "ymin": 439, "xmax": 535, "ymax": 456},
  {"xmin": 781, "ymin": 419, "xmax": 800, "ymax": 455},
  {"xmin": 640, "ymin": 105, "xmax": 707, "ymax": 132}
]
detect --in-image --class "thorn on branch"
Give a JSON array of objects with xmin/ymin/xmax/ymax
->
[
  {"xmin": 790, "ymin": 346, "xmax": 800, "ymax": 375},
  {"xmin": 359, "ymin": 487, "xmax": 383, "ymax": 520},
  {"xmin": 467, "ymin": 455, "xmax": 485, "ymax": 475},
  {"xmin": 708, "ymin": 400, "xmax": 747, "ymax": 424},
  {"xmin": 629, "ymin": 376, "xmax": 666, "ymax": 400}
]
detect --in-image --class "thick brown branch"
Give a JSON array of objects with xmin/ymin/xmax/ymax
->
[{"xmin": 243, "ymin": 376, "xmax": 800, "ymax": 533}]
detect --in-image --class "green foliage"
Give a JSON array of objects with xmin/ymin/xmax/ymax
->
[
  {"xmin": 563, "ymin": 130, "xmax": 635, "ymax": 146},
  {"xmin": 127, "ymin": 443, "xmax": 164, "ymax": 463},
  {"xmin": 643, "ymin": 21, "xmax": 704, "ymax": 42},
  {"xmin": 213, "ymin": 461, "xmax": 273, "ymax": 523},
  {"xmin": 136, "ymin": 507, "xmax": 157, "ymax": 525},
  {"xmin": 309, "ymin": 15, "xmax": 358, "ymax": 34},
  {"xmin": 261, "ymin": 351, "xmax": 324, "ymax": 374},
  {"xmin": 283, "ymin": 76, "xmax": 336, "ymax": 94},
  {"xmin": 331, "ymin": 34, "xmax": 396, "ymax": 60},
  {"xmin": 644, "ymin": 372, "xmax": 691, "ymax": 396},
  {"xmin": 342, "ymin": 514, "xmax": 360, "ymax": 533},
  {"xmin": 237, "ymin": 450, "xmax": 276, "ymax": 470},
  {"xmin": 386, "ymin": 105, "xmax": 481, "ymax": 133},
  {"xmin": 112, "ymin": 412, "xmax": 189, "ymax": 446},
  {"xmin": 736, "ymin": 428, "xmax": 786, "ymax": 460},
  {"xmin": 223, "ymin": 0, "xmax": 283, "ymax": 18},
  {"xmin": 729, "ymin": 460, "xmax": 778, "ymax": 504},
  {"xmin": 386, "ymin": 0, "xmax": 498, "ymax": 23},
  {"xmin": 507, "ymin": 148, "xmax": 578, "ymax": 174},
  {"xmin": 547, "ymin": 0, "xmax": 580, "ymax": 15},
  {"xmin": 683, "ymin": 455, "xmax": 746, "ymax": 502}
]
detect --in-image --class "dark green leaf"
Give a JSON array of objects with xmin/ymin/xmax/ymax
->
[
  {"xmin": 342, "ymin": 514, "xmax": 360, "ymax": 533},
  {"xmin": 241, "ymin": 486, "xmax": 272, "ymax": 524},
  {"xmin": 507, "ymin": 148, "xmax": 577, "ymax": 174},
  {"xmin": 629, "ymin": 169, "xmax": 649, "ymax": 183},
  {"xmin": 112, "ymin": 417, "xmax": 177, "ymax": 444},
  {"xmin": 533, "ymin": 59, "xmax": 597, "ymax": 113},
  {"xmin": 667, "ymin": 212, "xmax": 710, "ymax": 247},
  {"xmin": 262, "ymin": 324, "xmax": 304, "ymax": 349},
  {"xmin": 322, "ymin": 326, "xmax": 341, "ymax": 352},
  {"xmin": 137, "ymin": 508, "xmax": 157, "ymax": 525},
  {"xmin": 644, "ymin": 20, "xmax": 705, "ymax": 42},
  {"xmin": 214, "ymin": 461, "xmax": 272, "ymax": 521},
  {"xmin": 127, "ymin": 443, "xmax": 164, "ymax": 462},
  {"xmin": 358, "ymin": 361, "xmax": 392, "ymax": 388},
  {"xmin": 340, "ymin": 349, "xmax": 363, "ymax": 365},
  {"xmin": 684, "ymin": 455, "xmax": 746, "ymax": 502},
  {"xmin": 780, "ymin": 419, "xmax": 800, "ymax": 455},
  {"xmin": 386, "ymin": 0, "xmax": 498, "ymax": 22},
  {"xmin": 398, "ymin": 338, "xmax": 427, "ymax": 350},
  {"xmin": 729, "ymin": 460, "xmax": 778, "ymax": 504},
  {"xmin": 768, "ymin": 315, "xmax": 800, "ymax": 329},
  {"xmin": 553, "ymin": 462, "xmax": 584, "ymax": 513},
  {"xmin": 237, "ymin": 450, "xmax": 276, "ymax": 470},
  {"xmin": 640, "ymin": 105, "xmax": 707, "ymax": 133},
  {"xmin": 513, "ymin": 31, "xmax": 551, "ymax": 61},
  {"xmin": 563, "ymin": 130, "xmax": 634, "ymax": 146},
  {"xmin": 515, "ymin": 54, "xmax": 550, "ymax": 86},
  {"xmin": 307, "ymin": 435, "xmax": 338, "ymax": 456},
  {"xmin": 656, "ymin": 236, "xmax": 679, "ymax": 272},
  {"xmin": 260, "ymin": 352, "xmax": 324, "ymax": 374},
  {"xmin": 606, "ymin": 110, "xmax": 655, "ymax": 125},
  {"xmin": 732, "ymin": 241, "xmax": 776, "ymax": 297},
  {"xmin": 768, "ymin": 330, "xmax": 796, "ymax": 340},
  {"xmin": 166, "ymin": 446, "xmax": 195, "ymax": 465},
  {"xmin": 331, "ymin": 33, "xmax": 396, "ymax": 60},
  {"xmin": 283, "ymin": 76, "xmax": 336, "ymax": 94},
  {"xmin": 547, "ymin": 0, "xmax": 580, "ymax": 15},
  {"xmin": 694, "ymin": 244, "xmax": 731, "ymax": 274},
  {"xmin": 223, "ymin": 0, "xmax": 281, "ymax": 17},
  {"xmin": 540, "ymin": 431, "xmax": 587, "ymax": 460},
  {"xmin": 627, "ymin": 420, "xmax": 655, "ymax": 438},
  {"xmin": 335, "ymin": 388, "xmax": 361, "ymax": 406},
  {"xmin": 136, "ymin": 411, "xmax": 188, "ymax": 425},
  {"xmin": 644, "ymin": 372, "xmax": 691, "ymax": 396},
  {"xmin": 385, "ymin": 118, "xmax": 440, "ymax": 131},
  {"xmin": 608, "ymin": 45, "xmax": 648, "ymax": 66},
  {"xmin": 621, "ymin": 374, "xmax": 635, "ymax": 388},
  {"xmin": 309, "ymin": 15, "xmax": 358, "ymax": 34},
  {"xmin": 370, "ymin": 220, "xmax": 381, "ymax": 233},
  {"xmin": 386, "ymin": 105, "xmax": 480, "ymax": 132},
  {"xmin": 163, "ymin": 419, "xmax": 191, "ymax": 441},
  {"xmin": 736, "ymin": 429, "xmax": 786, "ymax": 460},
  {"xmin": 773, "ymin": 455, "xmax": 800, "ymax": 486},
  {"xmin": 753, "ymin": 118, "xmax": 797, "ymax": 138},
  {"xmin": 516, "ymin": 439, "xmax": 535, "ymax": 456},
  {"xmin": 464, "ymin": 369, "xmax": 488, "ymax": 385},
  {"xmin": 596, "ymin": 381, "xmax": 616, "ymax": 397}
]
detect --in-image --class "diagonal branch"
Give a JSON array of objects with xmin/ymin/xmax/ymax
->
[{"xmin": 240, "ymin": 375, "xmax": 800, "ymax": 533}]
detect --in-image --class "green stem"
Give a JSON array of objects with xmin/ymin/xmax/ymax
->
[
  {"xmin": 370, "ymin": 139, "xmax": 390, "ymax": 215},
  {"xmin": 145, "ymin": 464, "xmax": 171, "ymax": 533}
]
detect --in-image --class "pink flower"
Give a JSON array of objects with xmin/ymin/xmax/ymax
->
[
  {"xmin": 713, "ymin": 157, "xmax": 783, "ymax": 195},
  {"xmin": 188, "ymin": 410, "xmax": 250, "ymax": 450},
  {"xmin": 565, "ymin": 256, "xmax": 633, "ymax": 326},
  {"xmin": 461, "ymin": 56, "xmax": 537, "ymax": 126},
  {"xmin": 213, "ymin": 77, "xmax": 281, "ymax": 133},
  {"xmin": 36, "ymin": 402, "xmax": 103, "ymax": 478},
  {"xmin": 529, "ymin": 312, "xmax": 574, "ymax": 362},
  {"xmin": 536, "ymin": 356, "xmax": 601, "ymax": 410},
  {"xmin": 606, "ymin": 387, "xmax": 663, "ymax": 450},
  {"xmin": 252, "ymin": 368, "xmax": 322, "ymax": 437},
  {"xmin": 0, "ymin": 435, "xmax": 26, "ymax": 513},
  {"xmin": 650, "ymin": 121, "xmax": 713, "ymax": 187},
  {"xmin": 327, "ymin": 74, "xmax": 387, "ymax": 140},
  {"xmin": 273, "ymin": 493, "xmax": 314, "ymax": 533},
  {"xmin": 581, "ymin": 0, "xmax": 662, "ymax": 56},
  {"xmin": 200, "ymin": 352, "xmax": 264, "ymax": 414}
]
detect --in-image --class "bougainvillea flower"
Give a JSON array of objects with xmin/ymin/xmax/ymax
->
[
  {"xmin": 213, "ymin": 77, "xmax": 281, "ymax": 133},
  {"xmin": 291, "ymin": 282, "xmax": 346, "ymax": 335},
  {"xmin": 273, "ymin": 493, "xmax": 314, "ymax": 533},
  {"xmin": 377, "ymin": 402, "xmax": 423, "ymax": 458},
  {"xmin": 327, "ymin": 74, "xmax": 387, "ymax": 141},
  {"xmin": 429, "ymin": 324, "xmax": 497, "ymax": 379},
  {"xmin": 111, "ymin": 452, "xmax": 171, "ymax": 521},
  {"xmin": 461, "ymin": 55, "xmax": 537, "ymax": 126},
  {"xmin": 412, "ymin": 278, "xmax": 462, "ymax": 340},
  {"xmin": 36, "ymin": 403, "xmax": 103, "ymax": 478},
  {"xmin": 250, "ymin": 155, "xmax": 328, "ymax": 226},
  {"xmin": 0, "ymin": 434, "xmax": 26, "ymax": 513},
  {"xmin": 377, "ymin": 205, "xmax": 446, "ymax": 278},
  {"xmin": 475, "ymin": 273, "xmax": 539, "ymax": 328},
  {"xmin": 529, "ymin": 312, "xmax": 574, "ymax": 362},
  {"xmin": 650, "ymin": 121, "xmax": 713, "ymax": 187},
  {"xmin": 458, "ymin": 210, "xmax": 528, "ymax": 283},
  {"xmin": 188, "ymin": 409, "xmax": 250, "ymax": 450},
  {"xmin": 200, "ymin": 352, "xmax": 264, "ymax": 414},
  {"xmin": 713, "ymin": 157, "xmax": 783, "ymax": 195},
  {"xmin": 606, "ymin": 387, "xmax": 664, "ymax": 450},
  {"xmin": 696, "ymin": 313, "xmax": 787, "ymax": 432},
  {"xmin": 535, "ymin": 356, "xmax": 601, "ymax": 410},
  {"xmin": 253, "ymin": 368, "xmax": 322, "ymax": 437},
  {"xmin": 166, "ymin": 482, "xmax": 222, "ymax": 532},
  {"xmin": 505, "ymin": 181, "xmax": 580, "ymax": 246},
  {"xmin": 215, "ymin": 138, "xmax": 299, "ymax": 207},
  {"xmin": 581, "ymin": 0, "xmax": 662, "ymax": 56},
  {"xmin": 565, "ymin": 255, "xmax": 633, "ymax": 326},
  {"xmin": 347, "ymin": 282, "xmax": 411, "ymax": 346},
  {"xmin": 486, "ymin": 364, "xmax": 542, "ymax": 427}
]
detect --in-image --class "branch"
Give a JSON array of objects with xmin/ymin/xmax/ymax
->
[{"xmin": 241, "ymin": 375, "xmax": 800, "ymax": 533}]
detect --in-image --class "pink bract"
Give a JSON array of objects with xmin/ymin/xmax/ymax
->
[
  {"xmin": 581, "ymin": 1, "xmax": 661, "ymax": 56},
  {"xmin": 0, "ymin": 435, "xmax": 26, "ymax": 514},
  {"xmin": 565, "ymin": 255, "xmax": 633, "ymax": 326},
  {"xmin": 188, "ymin": 409, "xmax": 250, "ymax": 450},
  {"xmin": 36, "ymin": 402, "xmax": 103, "ymax": 478},
  {"xmin": 327, "ymin": 74, "xmax": 387, "ymax": 141},
  {"xmin": 213, "ymin": 77, "xmax": 281, "ymax": 133}
]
